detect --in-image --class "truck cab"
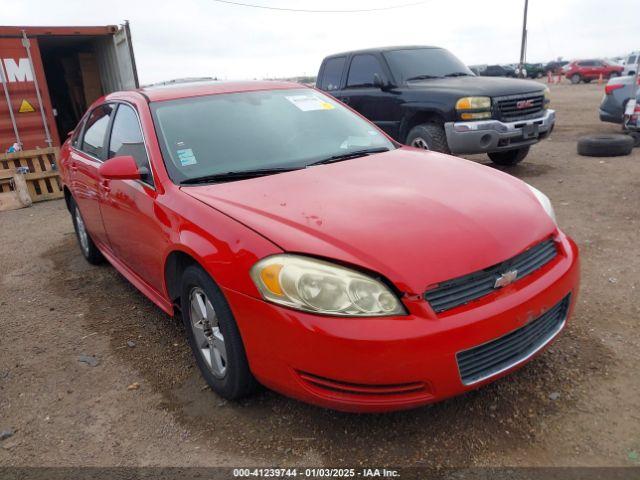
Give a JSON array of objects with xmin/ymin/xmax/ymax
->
[{"xmin": 317, "ymin": 46, "xmax": 555, "ymax": 165}]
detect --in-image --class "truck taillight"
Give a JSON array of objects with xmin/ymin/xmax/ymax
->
[{"xmin": 605, "ymin": 84, "xmax": 625, "ymax": 95}]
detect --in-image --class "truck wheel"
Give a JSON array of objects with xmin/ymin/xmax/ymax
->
[
  {"xmin": 570, "ymin": 74, "xmax": 581, "ymax": 84},
  {"xmin": 406, "ymin": 123, "xmax": 450, "ymax": 153},
  {"xmin": 487, "ymin": 146, "xmax": 530, "ymax": 166},
  {"xmin": 577, "ymin": 134, "xmax": 634, "ymax": 157}
]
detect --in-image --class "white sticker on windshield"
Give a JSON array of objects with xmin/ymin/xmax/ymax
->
[
  {"xmin": 286, "ymin": 95, "xmax": 334, "ymax": 111},
  {"xmin": 177, "ymin": 148, "xmax": 197, "ymax": 166}
]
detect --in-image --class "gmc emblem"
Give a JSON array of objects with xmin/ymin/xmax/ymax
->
[{"xmin": 516, "ymin": 99, "xmax": 534, "ymax": 109}]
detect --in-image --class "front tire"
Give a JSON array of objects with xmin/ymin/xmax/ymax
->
[
  {"xmin": 406, "ymin": 122, "xmax": 450, "ymax": 153},
  {"xmin": 487, "ymin": 146, "xmax": 530, "ymax": 166},
  {"xmin": 70, "ymin": 199, "xmax": 104, "ymax": 265},
  {"xmin": 570, "ymin": 74, "xmax": 581, "ymax": 84},
  {"xmin": 181, "ymin": 265, "xmax": 257, "ymax": 400}
]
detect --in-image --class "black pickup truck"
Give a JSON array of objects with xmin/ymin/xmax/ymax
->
[{"xmin": 316, "ymin": 46, "xmax": 555, "ymax": 165}]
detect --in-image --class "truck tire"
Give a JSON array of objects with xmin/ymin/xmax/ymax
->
[
  {"xmin": 406, "ymin": 123, "xmax": 450, "ymax": 153},
  {"xmin": 487, "ymin": 146, "xmax": 530, "ymax": 166},
  {"xmin": 570, "ymin": 74, "xmax": 581, "ymax": 84},
  {"xmin": 577, "ymin": 134, "xmax": 634, "ymax": 157}
]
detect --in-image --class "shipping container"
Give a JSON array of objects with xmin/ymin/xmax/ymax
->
[{"xmin": 0, "ymin": 23, "xmax": 139, "ymax": 152}]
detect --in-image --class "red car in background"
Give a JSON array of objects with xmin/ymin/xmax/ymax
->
[
  {"xmin": 58, "ymin": 81, "xmax": 580, "ymax": 412},
  {"xmin": 564, "ymin": 59, "xmax": 624, "ymax": 84}
]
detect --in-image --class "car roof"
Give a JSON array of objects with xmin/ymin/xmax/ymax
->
[
  {"xmin": 112, "ymin": 80, "xmax": 305, "ymax": 103},
  {"xmin": 323, "ymin": 45, "xmax": 440, "ymax": 59}
]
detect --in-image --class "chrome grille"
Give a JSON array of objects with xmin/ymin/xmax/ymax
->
[
  {"xmin": 456, "ymin": 294, "xmax": 570, "ymax": 385},
  {"xmin": 495, "ymin": 93, "xmax": 545, "ymax": 121},
  {"xmin": 424, "ymin": 239, "xmax": 558, "ymax": 313}
]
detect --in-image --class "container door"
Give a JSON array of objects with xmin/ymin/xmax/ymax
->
[{"xmin": 94, "ymin": 24, "xmax": 139, "ymax": 93}]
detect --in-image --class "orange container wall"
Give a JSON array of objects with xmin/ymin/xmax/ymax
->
[{"xmin": 0, "ymin": 37, "xmax": 59, "ymax": 151}]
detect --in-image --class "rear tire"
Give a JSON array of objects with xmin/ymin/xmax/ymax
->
[
  {"xmin": 577, "ymin": 134, "xmax": 634, "ymax": 157},
  {"xmin": 570, "ymin": 74, "xmax": 581, "ymax": 84},
  {"xmin": 487, "ymin": 146, "xmax": 530, "ymax": 166},
  {"xmin": 70, "ymin": 198, "xmax": 104, "ymax": 265},
  {"xmin": 406, "ymin": 122, "xmax": 450, "ymax": 153},
  {"xmin": 181, "ymin": 264, "xmax": 258, "ymax": 400}
]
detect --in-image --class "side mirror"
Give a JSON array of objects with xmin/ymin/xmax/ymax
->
[{"xmin": 98, "ymin": 155, "xmax": 143, "ymax": 180}]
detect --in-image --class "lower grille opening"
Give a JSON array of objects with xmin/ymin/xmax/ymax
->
[
  {"xmin": 297, "ymin": 371, "xmax": 428, "ymax": 397},
  {"xmin": 456, "ymin": 294, "xmax": 571, "ymax": 385}
]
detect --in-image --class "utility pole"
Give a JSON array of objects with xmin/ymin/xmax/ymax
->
[{"xmin": 518, "ymin": 0, "xmax": 529, "ymax": 79}]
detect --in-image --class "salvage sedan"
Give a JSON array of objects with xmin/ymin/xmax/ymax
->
[{"xmin": 59, "ymin": 81, "xmax": 579, "ymax": 412}]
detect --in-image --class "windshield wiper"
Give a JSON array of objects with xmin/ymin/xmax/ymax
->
[
  {"xmin": 406, "ymin": 74, "xmax": 442, "ymax": 81},
  {"xmin": 308, "ymin": 147, "xmax": 390, "ymax": 166},
  {"xmin": 180, "ymin": 167, "xmax": 300, "ymax": 185},
  {"xmin": 444, "ymin": 72, "xmax": 472, "ymax": 77}
]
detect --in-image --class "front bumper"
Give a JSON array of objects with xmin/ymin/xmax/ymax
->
[
  {"xmin": 445, "ymin": 109, "xmax": 556, "ymax": 154},
  {"xmin": 226, "ymin": 232, "xmax": 579, "ymax": 413}
]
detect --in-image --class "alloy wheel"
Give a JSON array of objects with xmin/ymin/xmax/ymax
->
[
  {"xmin": 75, "ymin": 207, "xmax": 90, "ymax": 256},
  {"xmin": 189, "ymin": 287, "xmax": 227, "ymax": 378}
]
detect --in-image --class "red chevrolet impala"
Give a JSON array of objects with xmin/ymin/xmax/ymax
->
[{"xmin": 59, "ymin": 81, "xmax": 579, "ymax": 412}]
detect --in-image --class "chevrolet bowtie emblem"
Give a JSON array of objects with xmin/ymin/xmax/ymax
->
[{"xmin": 494, "ymin": 270, "xmax": 518, "ymax": 289}]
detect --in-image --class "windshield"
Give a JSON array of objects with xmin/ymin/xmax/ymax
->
[
  {"xmin": 151, "ymin": 88, "xmax": 394, "ymax": 184},
  {"xmin": 383, "ymin": 48, "xmax": 474, "ymax": 83}
]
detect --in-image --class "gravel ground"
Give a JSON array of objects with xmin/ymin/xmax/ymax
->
[{"xmin": 0, "ymin": 82, "xmax": 639, "ymax": 468}]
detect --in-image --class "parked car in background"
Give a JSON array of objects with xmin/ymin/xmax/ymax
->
[
  {"xmin": 317, "ymin": 46, "xmax": 554, "ymax": 165},
  {"xmin": 622, "ymin": 51, "xmax": 639, "ymax": 76},
  {"xmin": 524, "ymin": 63, "xmax": 545, "ymax": 78},
  {"xmin": 58, "ymin": 80, "xmax": 578, "ymax": 412},
  {"xmin": 599, "ymin": 75, "xmax": 640, "ymax": 124},
  {"xmin": 564, "ymin": 59, "xmax": 624, "ymax": 84},
  {"xmin": 480, "ymin": 64, "xmax": 516, "ymax": 77},
  {"xmin": 544, "ymin": 61, "xmax": 569, "ymax": 75}
]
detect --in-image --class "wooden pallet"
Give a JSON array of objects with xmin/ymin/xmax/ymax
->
[{"xmin": 0, "ymin": 147, "xmax": 64, "ymax": 203}]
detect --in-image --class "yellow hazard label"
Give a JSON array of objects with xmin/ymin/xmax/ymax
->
[{"xmin": 19, "ymin": 99, "xmax": 35, "ymax": 113}]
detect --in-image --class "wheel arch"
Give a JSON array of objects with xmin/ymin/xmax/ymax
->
[
  {"xmin": 63, "ymin": 186, "xmax": 73, "ymax": 213},
  {"xmin": 400, "ymin": 109, "xmax": 447, "ymax": 143},
  {"xmin": 164, "ymin": 248, "xmax": 207, "ymax": 307}
]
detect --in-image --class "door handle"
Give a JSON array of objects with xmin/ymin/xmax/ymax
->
[
  {"xmin": 100, "ymin": 180, "xmax": 111, "ymax": 193},
  {"xmin": 70, "ymin": 162, "xmax": 78, "ymax": 172}
]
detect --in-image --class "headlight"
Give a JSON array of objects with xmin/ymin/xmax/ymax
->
[
  {"xmin": 543, "ymin": 86, "xmax": 551, "ymax": 108},
  {"xmin": 250, "ymin": 254, "xmax": 406, "ymax": 317},
  {"xmin": 526, "ymin": 184, "xmax": 556, "ymax": 224},
  {"xmin": 456, "ymin": 96, "xmax": 491, "ymax": 110}
]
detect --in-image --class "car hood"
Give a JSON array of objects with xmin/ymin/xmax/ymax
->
[
  {"xmin": 182, "ymin": 149, "xmax": 556, "ymax": 294},
  {"xmin": 405, "ymin": 76, "xmax": 544, "ymax": 97}
]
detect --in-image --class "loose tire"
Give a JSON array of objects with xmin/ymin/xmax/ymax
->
[
  {"xmin": 577, "ymin": 134, "xmax": 634, "ymax": 157},
  {"xmin": 570, "ymin": 74, "xmax": 581, "ymax": 84},
  {"xmin": 181, "ymin": 264, "xmax": 257, "ymax": 400},
  {"xmin": 487, "ymin": 146, "xmax": 530, "ymax": 166},
  {"xmin": 70, "ymin": 198, "xmax": 104, "ymax": 265},
  {"xmin": 629, "ymin": 132, "xmax": 640, "ymax": 148},
  {"xmin": 406, "ymin": 123, "xmax": 450, "ymax": 153}
]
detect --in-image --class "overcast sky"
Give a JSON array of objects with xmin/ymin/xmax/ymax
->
[{"xmin": 2, "ymin": 0, "xmax": 638, "ymax": 83}]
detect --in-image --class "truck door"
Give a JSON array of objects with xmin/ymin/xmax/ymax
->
[{"xmin": 339, "ymin": 54, "xmax": 402, "ymax": 140}]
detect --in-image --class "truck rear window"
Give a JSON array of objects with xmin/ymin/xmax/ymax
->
[{"xmin": 319, "ymin": 57, "xmax": 345, "ymax": 91}]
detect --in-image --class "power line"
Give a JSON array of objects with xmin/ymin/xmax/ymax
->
[{"xmin": 209, "ymin": 0, "xmax": 427, "ymax": 13}]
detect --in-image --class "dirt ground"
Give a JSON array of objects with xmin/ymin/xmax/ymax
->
[{"xmin": 1, "ymin": 82, "xmax": 639, "ymax": 468}]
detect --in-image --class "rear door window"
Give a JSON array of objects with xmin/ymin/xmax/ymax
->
[
  {"xmin": 108, "ymin": 104, "xmax": 154, "ymax": 186},
  {"xmin": 81, "ymin": 104, "xmax": 115, "ymax": 159},
  {"xmin": 346, "ymin": 54, "xmax": 384, "ymax": 88},
  {"xmin": 319, "ymin": 57, "xmax": 345, "ymax": 91}
]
